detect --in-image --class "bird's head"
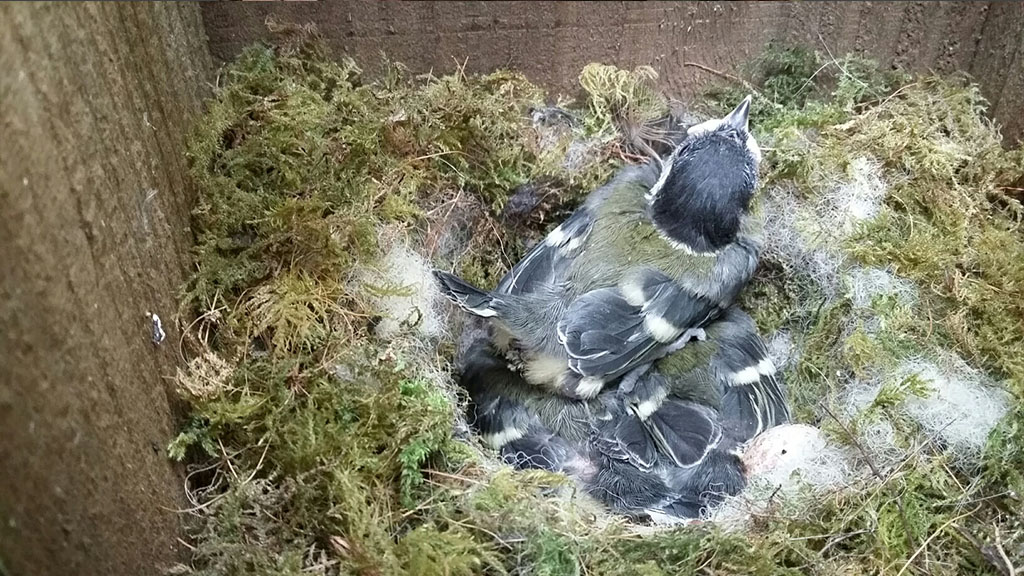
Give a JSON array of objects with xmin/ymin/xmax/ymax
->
[{"xmin": 647, "ymin": 96, "xmax": 761, "ymax": 253}]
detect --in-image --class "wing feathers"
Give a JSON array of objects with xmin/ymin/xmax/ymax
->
[{"xmin": 558, "ymin": 269, "xmax": 721, "ymax": 384}]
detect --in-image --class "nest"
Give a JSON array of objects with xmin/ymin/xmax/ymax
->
[{"xmin": 170, "ymin": 31, "xmax": 1024, "ymax": 576}]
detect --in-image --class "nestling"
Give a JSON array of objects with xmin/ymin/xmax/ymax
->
[
  {"xmin": 459, "ymin": 306, "xmax": 791, "ymax": 520},
  {"xmin": 435, "ymin": 96, "xmax": 763, "ymax": 399}
]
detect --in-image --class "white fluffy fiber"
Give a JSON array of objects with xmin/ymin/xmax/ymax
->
[
  {"xmin": 897, "ymin": 355, "xmax": 1011, "ymax": 467},
  {"xmin": 844, "ymin": 266, "xmax": 918, "ymax": 310},
  {"xmin": 766, "ymin": 330, "xmax": 799, "ymax": 372},
  {"xmin": 732, "ymin": 151, "xmax": 1012, "ymax": 530},
  {"xmin": 820, "ymin": 157, "xmax": 888, "ymax": 235},
  {"xmin": 840, "ymin": 379, "xmax": 911, "ymax": 470},
  {"xmin": 840, "ymin": 353, "xmax": 1011, "ymax": 468},
  {"xmin": 761, "ymin": 157, "xmax": 888, "ymax": 301},
  {"xmin": 711, "ymin": 424, "xmax": 856, "ymax": 530},
  {"xmin": 358, "ymin": 238, "xmax": 446, "ymax": 340}
]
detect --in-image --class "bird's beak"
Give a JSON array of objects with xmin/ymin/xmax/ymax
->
[{"xmin": 724, "ymin": 94, "xmax": 752, "ymax": 132}]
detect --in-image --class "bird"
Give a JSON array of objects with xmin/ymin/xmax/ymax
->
[
  {"xmin": 459, "ymin": 305, "xmax": 791, "ymax": 520},
  {"xmin": 434, "ymin": 96, "xmax": 763, "ymax": 401}
]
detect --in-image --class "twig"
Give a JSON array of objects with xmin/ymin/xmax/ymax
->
[
  {"xmin": 682, "ymin": 61, "xmax": 760, "ymax": 96},
  {"xmin": 993, "ymin": 526, "xmax": 1017, "ymax": 576},
  {"xmin": 789, "ymin": 527, "xmax": 873, "ymax": 543},
  {"xmin": 818, "ymin": 33, "xmax": 867, "ymax": 89},
  {"xmin": 219, "ymin": 439, "xmax": 239, "ymax": 482},
  {"xmin": 241, "ymin": 441, "xmax": 271, "ymax": 485},
  {"xmin": 446, "ymin": 517, "xmax": 524, "ymax": 550},
  {"xmin": 793, "ymin": 61, "xmax": 833, "ymax": 100},
  {"xmin": 425, "ymin": 468, "xmax": 485, "ymax": 485},
  {"xmin": 163, "ymin": 491, "xmax": 229, "ymax": 515},
  {"xmin": 895, "ymin": 508, "xmax": 977, "ymax": 576},
  {"xmin": 411, "ymin": 150, "xmax": 469, "ymax": 162},
  {"xmin": 821, "ymin": 403, "xmax": 922, "ymax": 567},
  {"xmin": 820, "ymin": 528, "xmax": 875, "ymax": 556}
]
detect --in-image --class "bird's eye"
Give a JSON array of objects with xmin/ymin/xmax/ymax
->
[{"xmin": 781, "ymin": 449, "xmax": 788, "ymax": 455}]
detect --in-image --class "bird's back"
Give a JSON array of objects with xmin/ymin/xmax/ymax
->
[{"xmin": 495, "ymin": 160, "xmax": 663, "ymax": 299}]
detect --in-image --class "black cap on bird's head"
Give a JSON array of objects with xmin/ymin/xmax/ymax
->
[{"xmin": 648, "ymin": 95, "xmax": 761, "ymax": 254}]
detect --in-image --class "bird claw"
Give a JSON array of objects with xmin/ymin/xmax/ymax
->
[{"xmin": 504, "ymin": 346, "xmax": 527, "ymax": 374}]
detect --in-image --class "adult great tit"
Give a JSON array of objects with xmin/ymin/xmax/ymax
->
[
  {"xmin": 459, "ymin": 306, "xmax": 791, "ymax": 520},
  {"xmin": 435, "ymin": 96, "xmax": 763, "ymax": 400}
]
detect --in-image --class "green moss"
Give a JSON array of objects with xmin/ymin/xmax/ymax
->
[
  {"xmin": 983, "ymin": 406, "xmax": 1024, "ymax": 493},
  {"xmin": 395, "ymin": 523, "xmax": 504, "ymax": 576},
  {"xmin": 722, "ymin": 42, "xmax": 1024, "ymax": 576},
  {"xmin": 174, "ymin": 26, "xmax": 628, "ymax": 576},
  {"xmin": 184, "ymin": 40, "xmax": 614, "ymax": 350},
  {"xmin": 838, "ymin": 78, "xmax": 1024, "ymax": 384},
  {"xmin": 578, "ymin": 63, "xmax": 668, "ymax": 141},
  {"xmin": 176, "ymin": 32, "xmax": 1024, "ymax": 575}
]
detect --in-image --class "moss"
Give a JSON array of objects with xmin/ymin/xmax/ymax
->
[
  {"xmin": 175, "ymin": 31, "xmax": 1024, "ymax": 575},
  {"xmin": 173, "ymin": 26, "xmax": 628, "ymax": 576},
  {"xmin": 578, "ymin": 63, "xmax": 669, "ymax": 142},
  {"xmin": 184, "ymin": 40, "xmax": 614, "ymax": 348},
  {"xmin": 724, "ymin": 42, "xmax": 1024, "ymax": 576},
  {"xmin": 837, "ymin": 78, "xmax": 1024, "ymax": 384},
  {"xmin": 395, "ymin": 523, "xmax": 504, "ymax": 576}
]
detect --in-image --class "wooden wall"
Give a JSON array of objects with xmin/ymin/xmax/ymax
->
[
  {"xmin": 0, "ymin": 3, "xmax": 211, "ymax": 575},
  {"xmin": 202, "ymin": 1, "xmax": 1024, "ymax": 143}
]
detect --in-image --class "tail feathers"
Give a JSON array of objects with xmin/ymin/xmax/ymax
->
[
  {"xmin": 587, "ymin": 457, "xmax": 675, "ymax": 513},
  {"xmin": 459, "ymin": 339, "xmax": 535, "ymax": 449},
  {"xmin": 712, "ymin": 312, "xmax": 793, "ymax": 442},
  {"xmin": 660, "ymin": 449, "xmax": 747, "ymax": 519},
  {"xmin": 433, "ymin": 270, "xmax": 500, "ymax": 318}
]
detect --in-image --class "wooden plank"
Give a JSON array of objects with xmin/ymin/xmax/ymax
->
[
  {"xmin": 200, "ymin": 0, "xmax": 1024, "ymax": 142},
  {"xmin": 0, "ymin": 4, "xmax": 212, "ymax": 574}
]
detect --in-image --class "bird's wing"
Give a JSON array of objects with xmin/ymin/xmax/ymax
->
[
  {"xmin": 592, "ymin": 409, "xmax": 659, "ymax": 472},
  {"xmin": 495, "ymin": 206, "xmax": 593, "ymax": 296},
  {"xmin": 641, "ymin": 398, "xmax": 723, "ymax": 468},
  {"xmin": 590, "ymin": 389, "xmax": 722, "ymax": 473},
  {"xmin": 557, "ymin": 268, "xmax": 723, "ymax": 383},
  {"xmin": 615, "ymin": 372, "xmax": 724, "ymax": 469},
  {"xmin": 712, "ymin": 314, "xmax": 792, "ymax": 442}
]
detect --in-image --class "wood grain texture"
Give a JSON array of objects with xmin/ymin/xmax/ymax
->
[
  {"xmin": 0, "ymin": 3, "xmax": 211, "ymax": 575},
  {"xmin": 201, "ymin": 1, "xmax": 1024, "ymax": 143}
]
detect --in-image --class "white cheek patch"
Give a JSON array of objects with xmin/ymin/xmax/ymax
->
[
  {"xmin": 643, "ymin": 314, "xmax": 681, "ymax": 343},
  {"xmin": 686, "ymin": 118, "xmax": 723, "ymax": 139},
  {"xmin": 644, "ymin": 144, "xmax": 683, "ymax": 202},
  {"xmin": 747, "ymin": 133, "xmax": 762, "ymax": 164}
]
